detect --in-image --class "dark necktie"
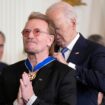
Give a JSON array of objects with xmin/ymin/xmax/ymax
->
[{"xmin": 61, "ymin": 47, "xmax": 68, "ymax": 58}]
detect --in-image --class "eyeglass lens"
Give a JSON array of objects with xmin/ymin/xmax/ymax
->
[{"xmin": 22, "ymin": 28, "xmax": 49, "ymax": 37}]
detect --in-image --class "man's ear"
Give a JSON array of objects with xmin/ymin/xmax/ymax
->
[{"xmin": 71, "ymin": 18, "xmax": 76, "ymax": 29}]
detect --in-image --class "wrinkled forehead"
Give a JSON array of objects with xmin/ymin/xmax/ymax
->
[
  {"xmin": 47, "ymin": 13, "xmax": 67, "ymax": 30},
  {"xmin": 47, "ymin": 10, "xmax": 64, "ymax": 21}
]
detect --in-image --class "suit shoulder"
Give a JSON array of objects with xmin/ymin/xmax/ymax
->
[
  {"xmin": 79, "ymin": 34, "xmax": 105, "ymax": 51},
  {"xmin": 53, "ymin": 60, "xmax": 75, "ymax": 74},
  {"xmin": 3, "ymin": 60, "xmax": 25, "ymax": 73},
  {"xmin": 87, "ymin": 39, "xmax": 105, "ymax": 52},
  {"xmin": 10, "ymin": 60, "xmax": 25, "ymax": 66}
]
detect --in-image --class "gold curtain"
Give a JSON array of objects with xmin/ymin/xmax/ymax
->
[{"xmin": 62, "ymin": 0, "xmax": 86, "ymax": 6}]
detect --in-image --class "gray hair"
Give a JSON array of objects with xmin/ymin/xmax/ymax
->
[
  {"xmin": 0, "ymin": 31, "xmax": 5, "ymax": 42},
  {"xmin": 46, "ymin": 1, "xmax": 77, "ymax": 22}
]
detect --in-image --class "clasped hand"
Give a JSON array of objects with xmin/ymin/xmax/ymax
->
[{"xmin": 17, "ymin": 72, "xmax": 34, "ymax": 105}]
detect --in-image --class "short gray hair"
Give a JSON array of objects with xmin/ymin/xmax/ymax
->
[
  {"xmin": 0, "ymin": 31, "xmax": 5, "ymax": 42},
  {"xmin": 46, "ymin": 1, "xmax": 77, "ymax": 21}
]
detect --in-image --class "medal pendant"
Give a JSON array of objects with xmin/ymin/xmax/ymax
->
[{"xmin": 28, "ymin": 72, "xmax": 37, "ymax": 80}]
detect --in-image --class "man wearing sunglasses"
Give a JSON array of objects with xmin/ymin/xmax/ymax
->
[{"xmin": 0, "ymin": 12, "xmax": 76, "ymax": 105}]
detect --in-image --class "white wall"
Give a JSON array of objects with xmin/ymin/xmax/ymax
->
[
  {"xmin": 0, "ymin": 0, "xmax": 105, "ymax": 64},
  {"xmin": 75, "ymin": 0, "xmax": 105, "ymax": 37},
  {"xmin": 0, "ymin": 0, "xmax": 60, "ymax": 64},
  {"xmin": 88, "ymin": 0, "xmax": 105, "ymax": 36},
  {"xmin": 75, "ymin": 0, "xmax": 93, "ymax": 38}
]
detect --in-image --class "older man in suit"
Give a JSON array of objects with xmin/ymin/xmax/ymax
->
[{"xmin": 46, "ymin": 1, "xmax": 105, "ymax": 105}]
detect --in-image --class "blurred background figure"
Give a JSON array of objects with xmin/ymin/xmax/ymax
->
[
  {"xmin": 88, "ymin": 34, "xmax": 105, "ymax": 105},
  {"xmin": 0, "ymin": 31, "xmax": 8, "ymax": 74},
  {"xmin": 88, "ymin": 34, "xmax": 105, "ymax": 46}
]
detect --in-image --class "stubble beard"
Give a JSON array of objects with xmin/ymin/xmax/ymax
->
[{"xmin": 24, "ymin": 48, "xmax": 35, "ymax": 55}]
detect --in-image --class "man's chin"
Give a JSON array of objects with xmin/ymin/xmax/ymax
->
[
  {"xmin": 28, "ymin": 52, "xmax": 35, "ymax": 55},
  {"xmin": 24, "ymin": 49, "xmax": 35, "ymax": 55}
]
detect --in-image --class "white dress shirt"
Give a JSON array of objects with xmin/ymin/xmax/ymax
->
[{"xmin": 60, "ymin": 33, "xmax": 80, "ymax": 70}]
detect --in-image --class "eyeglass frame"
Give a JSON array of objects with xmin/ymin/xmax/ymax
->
[{"xmin": 21, "ymin": 28, "xmax": 50, "ymax": 37}]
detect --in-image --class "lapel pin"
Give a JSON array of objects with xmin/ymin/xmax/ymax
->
[
  {"xmin": 75, "ymin": 52, "xmax": 80, "ymax": 55},
  {"xmin": 38, "ymin": 78, "xmax": 43, "ymax": 81}
]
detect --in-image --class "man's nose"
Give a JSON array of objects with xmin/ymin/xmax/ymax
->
[{"xmin": 28, "ymin": 31, "xmax": 35, "ymax": 38}]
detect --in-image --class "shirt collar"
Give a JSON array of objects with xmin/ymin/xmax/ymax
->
[{"xmin": 67, "ymin": 33, "xmax": 80, "ymax": 51}]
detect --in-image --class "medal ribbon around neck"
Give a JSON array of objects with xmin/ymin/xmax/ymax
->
[{"xmin": 25, "ymin": 56, "xmax": 56, "ymax": 72}]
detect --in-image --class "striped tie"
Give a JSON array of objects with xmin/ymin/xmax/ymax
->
[{"xmin": 61, "ymin": 47, "xmax": 68, "ymax": 58}]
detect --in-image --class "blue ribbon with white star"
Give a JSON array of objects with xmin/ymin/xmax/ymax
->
[{"xmin": 25, "ymin": 56, "xmax": 56, "ymax": 72}]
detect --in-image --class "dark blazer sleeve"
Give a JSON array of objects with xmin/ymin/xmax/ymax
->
[
  {"xmin": 76, "ymin": 46, "xmax": 105, "ymax": 93},
  {"xmin": 32, "ymin": 67, "xmax": 76, "ymax": 105}
]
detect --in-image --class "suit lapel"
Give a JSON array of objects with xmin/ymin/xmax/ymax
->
[
  {"xmin": 55, "ymin": 34, "xmax": 89, "ymax": 65},
  {"xmin": 32, "ymin": 61, "xmax": 54, "ymax": 95},
  {"xmin": 67, "ymin": 34, "xmax": 88, "ymax": 64}
]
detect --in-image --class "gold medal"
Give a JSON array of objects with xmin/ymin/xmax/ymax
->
[{"xmin": 28, "ymin": 72, "xmax": 37, "ymax": 80}]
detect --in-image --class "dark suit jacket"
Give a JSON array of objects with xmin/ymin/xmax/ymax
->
[
  {"xmin": 0, "ymin": 60, "xmax": 76, "ymax": 105},
  {"xmin": 102, "ymin": 96, "xmax": 105, "ymax": 105},
  {"xmin": 0, "ymin": 62, "xmax": 8, "ymax": 75},
  {"xmin": 55, "ymin": 34, "xmax": 105, "ymax": 105}
]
